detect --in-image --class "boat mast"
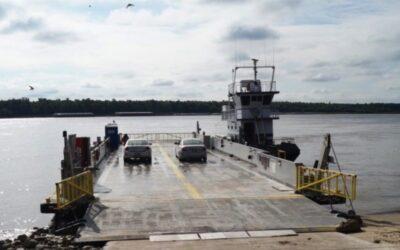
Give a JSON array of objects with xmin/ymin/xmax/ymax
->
[{"xmin": 252, "ymin": 58, "xmax": 258, "ymax": 82}]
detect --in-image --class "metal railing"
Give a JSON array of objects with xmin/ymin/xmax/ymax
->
[
  {"xmin": 127, "ymin": 132, "xmax": 195, "ymax": 142},
  {"xmin": 91, "ymin": 138, "xmax": 110, "ymax": 167},
  {"xmin": 55, "ymin": 171, "xmax": 94, "ymax": 209},
  {"xmin": 296, "ymin": 166, "xmax": 357, "ymax": 200},
  {"xmin": 229, "ymin": 81, "xmax": 276, "ymax": 94}
]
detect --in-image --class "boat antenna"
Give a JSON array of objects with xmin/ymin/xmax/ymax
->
[{"xmin": 252, "ymin": 58, "xmax": 258, "ymax": 81}]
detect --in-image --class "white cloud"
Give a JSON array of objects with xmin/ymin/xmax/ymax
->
[
  {"xmin": 0, "ymin": 0, "xmax": 398, "ymax": 102},
  {"xmin": 304, "ymin": 73, "xmax": 341, "ymax": 82},
  {"xmin": 33, "ymin": 30, "xmax": 78, "ymax": 44},
  {"xmin": 152, "ymin": 79, "xmax": 174, "ymax": 87},
  {"xmin": 0, "ymin": 17, "xmax": 43, "ymax": 34}
]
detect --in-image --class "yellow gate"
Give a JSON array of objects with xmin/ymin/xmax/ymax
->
[
  {"xmin": 55, "ymin": 171, "xmax": 94, "ymax": 209},
  {"xmin": 296, "ymin": 166, "xmax": 357, "ymax": 200}
]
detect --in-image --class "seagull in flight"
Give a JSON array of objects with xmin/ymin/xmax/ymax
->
[
  {"xmin": 28, "ymin": 85, "xmax": 34, "ymax": 91},
  {"xmin": 126, "ymin": 3, "xmax": 134, "ymax": 8}
]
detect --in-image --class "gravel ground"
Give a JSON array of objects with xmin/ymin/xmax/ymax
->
[{"xmin": 353, "ymin": 212, "xmax": 400, "ymax": 246}]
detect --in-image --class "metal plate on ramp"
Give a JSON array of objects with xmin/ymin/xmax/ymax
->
[
  {"xmin": 150, "ymin": 234, "xmax": 199, "ymax": 242},
  {"xmin": 247, "ymin": 230, "xmax": 297, "ymax": 238},
  {"xmin": 199, "ymin": 231, "xmax": 249, "ymax": 240}
]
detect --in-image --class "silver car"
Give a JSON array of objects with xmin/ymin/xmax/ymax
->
[
  {"xmin": 124, "ymin": 139, "xmax": 152, "ymax": 163},
  {"xmin": 175, "ymin": 138, "xmax": 207, "ymax": 162}
]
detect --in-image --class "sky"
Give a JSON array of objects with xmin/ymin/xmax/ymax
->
[{"xmin": 0, "ymin": 0, "xmax": 399, "ymax": 103}]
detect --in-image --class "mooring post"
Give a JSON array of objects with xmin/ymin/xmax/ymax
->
[
  {"xmin": 61, "ymin": 131, "xmax": 71, "ymax": 179},
  {"xmin": 68, "ymin": 134, "xmax": 77, "ymax": 176},
  {"xmin": 318, "ymin": 133, "xmax": 331, "ymax": 170}
]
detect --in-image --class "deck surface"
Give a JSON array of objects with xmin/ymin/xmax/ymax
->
[{"xmin": 77, "ymin": 143, "xmax": 342, "ymax": 242}]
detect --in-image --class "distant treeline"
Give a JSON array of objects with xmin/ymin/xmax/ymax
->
[{"xmin": 0, "ymin": 98, "xmax": 400, "ymax": 118}]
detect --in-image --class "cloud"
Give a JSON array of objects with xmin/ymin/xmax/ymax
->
[
  {"xmin": 199, "ymin": 0, "xmax": 244, "ymax": 4},
  {"xmin": 263, "ymin": 0, "xmax": 303, "ymax": 11},
  {"xmin": 0, "ymin": 5, "xmax": 6, "ymax": 20},
  {"xmin": 387, "ymin": 86, "xmax": 400, "ymax": 91},
  {"xmin": 0, "ymin": 1, "xmax": 399, "ymax": 102},
  {"xmin": 225, "ymin": 25, "xmax": 279, "ymax": 41},
  {"xmin": 1, "ymin": 18, "xmax": 43, "ymax": 34},
  {"xmin": 312, "ymin": 88, "xmax": 331, "ymax": 94},
  {"xmin": 347, "ymin": 58, "xmax": 375, "ymax": 68},
  {"xmin": 33, "ymin": 31, "xmax": 78, "ymax": 44},
  {"xmin": 83, "ymin": 83, "xmax": 101, "ymax": 89},
  {"xmin": 310, "ymin": 61, "xmax": 332, "ymax": 68},
  {"xmin": 304, "ymin": 73, "xmax": 340, "ymax": 82},
  {"xmin": 152, "ymin": 79, "xmax": 174, "ymax": 87},
  {"xmin": 104, "ymin": 71, "xmax": 135, "ymax": 80},
  {"xmin": 232, "ymin": 51, "xmax": 250, "ymax": 62},
  {"xmin": 389, "ymin": 50, "xmax": 400, "ymax": 62}
]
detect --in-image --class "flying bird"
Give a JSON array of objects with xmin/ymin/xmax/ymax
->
[
  {"xmin": 28, "ymin": 85, "xmax": 34, "ymax": 91},
  {"xmin": 89, "ymin": 4, "xmax": 92, "ymax": 8},
  {"xmin": 126, "ymin": 3, "xmax": 134, "ymax": 8}
]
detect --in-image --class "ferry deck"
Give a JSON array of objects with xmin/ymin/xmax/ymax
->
[{"xmin": 77, "ymin": 141, "xmax": 343, "ymax": 243}]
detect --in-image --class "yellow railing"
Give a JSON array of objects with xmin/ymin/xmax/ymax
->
[
  {"xmin": 296, "ymin": 166, "xmax": 357, "ymax": 200},
  {"xmin": 55, "ymin": 171, "xmax": 94, "ymax": 209}
]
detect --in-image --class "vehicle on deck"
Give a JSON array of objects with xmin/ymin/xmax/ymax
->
[
  {"xmin": 175, "ymin": 138, "xmax": 207, "ymax": 162},
  {"xmin": 124, "ymin": 139, "xmax": 152, "ymax": 163}
]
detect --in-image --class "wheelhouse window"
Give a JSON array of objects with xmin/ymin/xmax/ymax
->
[
  {"xmin": 251, "ymin": 95, "xmax": 262, "ymax": 102},
  {"xmin": 241, "ymin": 96, "xmax": 250, "ymax": 105},
  {"xmin": 263, "ymin": 95, "xmax": 271, "ymax": 105}
]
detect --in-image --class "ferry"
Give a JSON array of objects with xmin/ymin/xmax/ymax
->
[{"xmin": 39, "ymin": 59, "xmax": 359, "ymax": 248}]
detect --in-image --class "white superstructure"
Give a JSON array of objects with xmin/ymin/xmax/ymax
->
[{"xmin": 222, "ymin": 59, "xmax": 279, "ymax": 148}]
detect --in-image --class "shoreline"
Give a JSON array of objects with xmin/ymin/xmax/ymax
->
[
  {"xmin": 352, "ymin": 211, "xmax": 400, "ymax": 245},
  {"xmin": 1, "ymin": 112, "xmax": 400, "ymax": 119},
  {"xmin": 2, "ymin": 212, "xmax": 399, "ymax": 248}
]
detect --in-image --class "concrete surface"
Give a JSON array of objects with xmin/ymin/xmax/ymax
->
[
  {"xmin": 77, "ymin": 143, "xmax": 343, "ymax": 242},
  {"xmin": 104, "ymin": 232, "xmax": 396, "ymax": 250}
]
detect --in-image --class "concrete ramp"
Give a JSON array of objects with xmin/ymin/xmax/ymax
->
[
  {"xmin": 104, "ymin": 232, "xmax": 383, "ymax": 250},
  {"xmin": 77, "ymin": 143, "xmax": 342, "ymax": 242}
]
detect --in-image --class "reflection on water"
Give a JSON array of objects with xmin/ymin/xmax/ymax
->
[{"xmin": 0, "ymin": 114, "xmax": 399, "ymax": 239}]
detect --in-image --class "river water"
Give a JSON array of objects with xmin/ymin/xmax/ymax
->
[{"xmin": 0, "ymin": 114, "xmax": 399, "ymax": 239}]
